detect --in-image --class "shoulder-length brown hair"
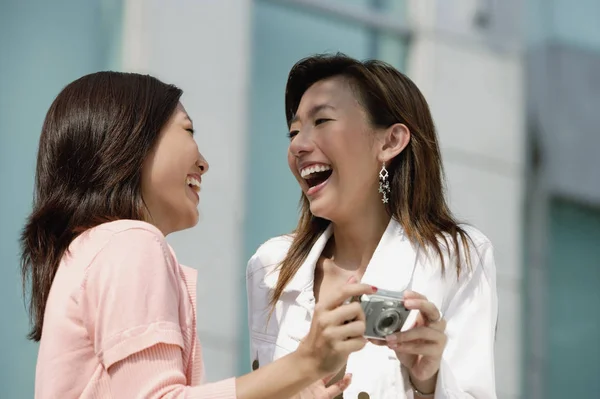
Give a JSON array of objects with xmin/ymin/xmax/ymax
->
[
  {"xmin": 21, "ymin": 71, "xmax": 183, "ymax": 341},
  {"xmin": 270, "ymin": 53, "xmax": 472, "ymax": 308}
]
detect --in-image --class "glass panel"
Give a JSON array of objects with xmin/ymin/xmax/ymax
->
[
  {"xmin": 546, "ymin": 198, "xmax": 600, "ymax": 397},
  {"xmin": 528, "ymin": 0, "xmax": 600, "ymax": 50}
]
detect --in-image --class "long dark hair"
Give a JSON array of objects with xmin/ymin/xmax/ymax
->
[
  {"xmin": 271, "ymin": 53, "xmax": 472, "ymax": 308},
  {"xmin": 20, "ymin": 71, "xmax": 183, "ymax": 341}
]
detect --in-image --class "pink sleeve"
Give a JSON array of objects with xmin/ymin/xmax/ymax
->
[
  {"xmin": 108, "ymin": 344, "xmax": 236, "ymax": 399},
  {"xmin": 81, "ymin": 228, "xmax": 185, "ymax": 368}
]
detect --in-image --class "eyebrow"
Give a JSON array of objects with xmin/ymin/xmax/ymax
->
[
  {"xmin": 290, "ymin": 104, "xmax": 335, "ymax": 125},
  {"xmin": 181, "ymin": 112, "xmax": 194, "ymax": 126}
]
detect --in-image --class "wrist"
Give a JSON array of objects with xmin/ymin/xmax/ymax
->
[
  {"xmin": 409, "ymin": 372, "xmax": 437, "ymax": 397},
  {"xmin": 291, "ymin": 346, "xmax": 323, "ymax": 382}
]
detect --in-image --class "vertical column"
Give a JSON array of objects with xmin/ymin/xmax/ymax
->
[{"xmin": 406, "ymin": 1, "xmax": 525, "ymax": 397}]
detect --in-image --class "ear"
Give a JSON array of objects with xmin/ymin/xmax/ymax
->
[{"xmin": 377, "ymin": 123, "xmax": 410, "ymax": 163}]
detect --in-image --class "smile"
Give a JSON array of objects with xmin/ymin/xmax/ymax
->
[
  {"xmin": 299, "ymin": 163, "xmax": 333, "ymax": 195},
  {"xmin": 186, "ymin": 175, "xmax": 201, "ymax": 193}
]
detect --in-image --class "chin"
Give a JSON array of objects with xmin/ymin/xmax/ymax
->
[
  {"xmin": 308, "ymin": 198, "xmax": 335, "ymax": 221},
  {"xmin": 180, "ymin": 210, "xmax": 200, "ymax": 231}
]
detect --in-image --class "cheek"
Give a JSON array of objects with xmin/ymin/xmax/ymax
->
[
  {"xmin": 287, "ymin": 150, "xmax": 300, "ymax": 180},
  {"xmin": 140, "ymin": 154, "xmax": 160, "ymax": 198},
  {"xmin": 335, "ymin": 142, "xmax": 378, "ymax": 184}
]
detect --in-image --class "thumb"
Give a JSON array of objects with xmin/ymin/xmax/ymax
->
[
  {"xmin": 321, "ymin": 372, "xmax": 335, "ymax": 386},
  {"xmin": 323, "ymin": 373, "xmax": 352, "ymax": 398}
]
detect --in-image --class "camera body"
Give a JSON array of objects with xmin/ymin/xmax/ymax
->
[{"xmin": 349, "ymin": 289, "xmax": 411, "ymax": 340}]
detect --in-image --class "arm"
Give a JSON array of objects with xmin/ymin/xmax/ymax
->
[
  {"xmin": 381, "ymin": 241, "xmax": 498, "ymax": 398},
  {"xmin": 81, "ymin": 228, "xmax": 236, "ymax": 399},
  {"xmin": 85, "ymin": 228, "xmax": 367, "ymax": 399},
  {"xmin": 107, "ymin": 342, "xmax": 326, "ymax": 399},
  {"xmin": 432, "ymin": 242, "xmax": 498, "ymax": 398},
  {"xmin": 244, "ymin": 251, "xmax": 352, "ymax": 399}
]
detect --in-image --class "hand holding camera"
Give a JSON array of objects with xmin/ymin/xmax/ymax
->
[
  {"xmin": 296, "ymin": 279, "xmax": 376, "ymax": 380},
  {"xmin": 366, "ymin": 290, "xmax": 447, "ymax": 394}
]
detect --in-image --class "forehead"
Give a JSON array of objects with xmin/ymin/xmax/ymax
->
[
  {"xmin": 297, "ymin": 76, "xmax": 359, "ymax": 112},
  {"xmin": 173, "ymin": 102, "xmax": 192, "ymax": 123}
]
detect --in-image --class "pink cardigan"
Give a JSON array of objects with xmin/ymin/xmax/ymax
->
[{"xmin": 34, "ymin": 220, "xmax": 236, "ymax": 398}]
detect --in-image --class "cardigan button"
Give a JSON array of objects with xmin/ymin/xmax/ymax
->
[
  {"xmin": 358, "ymin": 392, "xmax": 370, "ymax": 399},
  {"xmin": 252, "ymin": 359, "xmax": 259, "ymax": 370}
]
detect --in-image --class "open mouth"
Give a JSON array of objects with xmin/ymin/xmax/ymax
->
[
  {"xmin": 300, "ymin": 164, "xmax": 333, "ymax": 189},
  {"xmin": 186, "ymin": 175, "xmax": 201, "ymax": 194}
]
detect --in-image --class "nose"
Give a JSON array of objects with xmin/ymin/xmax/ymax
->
[
  {"xmin": 196, "ymin": 153, "xmax": 209, "ymax": 174},
  {"xmin": 289, "ymin": 129, "xmax": 314, "ymax": 158}
]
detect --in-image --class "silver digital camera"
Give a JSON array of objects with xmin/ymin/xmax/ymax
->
[{"xmin": 347, "ymin": 289, "xmax": 411, "ymax": 340}]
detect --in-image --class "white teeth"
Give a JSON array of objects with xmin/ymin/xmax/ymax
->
[
  {"xmin": 186, "ymin": 176, "xmax": 201, "ymax": 191},
  {"xmin": 300, "ymin": 164, "xmax": 332, "ymax": 178}
]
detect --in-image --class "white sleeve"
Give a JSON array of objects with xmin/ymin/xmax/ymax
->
[{"xmin": 433, "ymin": 242, "xmax": 498, "ymax": 399}]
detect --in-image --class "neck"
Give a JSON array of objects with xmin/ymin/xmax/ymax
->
[{"xmin": 330, "ymin": 202, "xmax": 390, "ymax": 272}]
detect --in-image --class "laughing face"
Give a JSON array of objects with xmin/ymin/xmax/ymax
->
[
  {"xmin": 141, "ymin": 102, "xmax": 209, "ymax": 235},
  {"xmin": 287, "ymin": 76, "xmax": 384, "ymax": 223}
]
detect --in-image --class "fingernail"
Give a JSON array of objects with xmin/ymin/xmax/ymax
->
[
  {"xmin": 386, "ymin": 335, "xmax": 397, "ymax": 343},
  {"xmin": 371, "ymin": 286, "xmax": 378, "ymax": 292}
]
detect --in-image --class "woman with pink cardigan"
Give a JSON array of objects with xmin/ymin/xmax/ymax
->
[{"xmin": 21, "ymin": 71, "xmax": 373, "ymax": 399}]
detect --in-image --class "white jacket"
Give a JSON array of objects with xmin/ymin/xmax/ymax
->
[{"xmin": 246, "ymin": 218, "xmax": 498, "ymax": 398}]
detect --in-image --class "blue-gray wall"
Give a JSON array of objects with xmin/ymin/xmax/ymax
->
[
  {"xmin": 0, "ymin": 1, "xmax": 122, "ymax": 396},
  {"xmin": 526, "ymin": 0, "xmax": 600, "ymax": 396}
]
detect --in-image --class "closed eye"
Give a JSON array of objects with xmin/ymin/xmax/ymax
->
[
  {"xmin": 186, "ymin": 128, "xmax": 195, "ymax": 135},
  {"xmin": 315, "ymin": 118, "xmax": 332, "ymax": 126},
  {"xmin": 287, "ymin": 130, "xmax": 299, "ymax": 140}
]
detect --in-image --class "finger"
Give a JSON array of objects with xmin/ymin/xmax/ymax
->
[
  {"xmin": 324, "ymin": 373, "xmax": 352, "ymax": 398},
  {"xmin": 321, "ymin": 372, "xmax": 335, "ymax": 385},
  {"xmin": 393, "ymin": 326, "xmax": 446, "ymax": 344},
  {"xmin": 330, "ymin": 319, "xmax": 365, "ymax": 340},
  {"xmin": 392, "ymin": 340, "xmax": 444, "ymax": 357},
  {"xmin": 334, "ymin": 336, "xmax": 367, "ymax": 355},
  {"xmin": 323, "ymin": 283, "xmax": 377, "ymax": 310},
  {"xmin": 368, "ymin": 338, "xmax": 388, "ymax": 346},
  {"xmin": 402, "ymin": 290, "xmax": 427, "ymax": 300},
  {"xmin": 403, "ymin": 298, "xmax": 441, "ymax": 323},
  {"xmin": 327, "ymin": 301, "xmax": 365, "ymax": 325}
]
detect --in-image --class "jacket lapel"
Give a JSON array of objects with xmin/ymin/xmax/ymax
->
[
  {"xmin": 360, "ymin": 218, "xmax": 419, "ymax": 292},
  {"xmin": 274, "ymin": 218, "xmax": 420, "ymax": 358}
]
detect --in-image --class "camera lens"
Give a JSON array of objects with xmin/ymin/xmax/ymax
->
[
  {"xmin": 374, "ymin": 309, "xmax": 402, "ymax": 336},
  {"xmin": 380, "ymin": 315, "xmax": 395, "ymax": 329}
]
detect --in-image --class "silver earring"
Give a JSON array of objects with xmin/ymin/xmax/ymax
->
[{"xmin": 378, "ymin": 163, "xmax": 390, "ymax": 204}]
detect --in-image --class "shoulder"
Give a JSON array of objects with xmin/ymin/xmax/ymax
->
[
  {"xmin": 424, "ymin": 224, "xmax": 495, "ymax": 279},
  {"xmin": 81, "ymin": 220, "xmax": 176, "ymax": 279},
  {"xmin": 86, "ymin": 220, "xmax": 170, "ymax": 254},
  {"xmin": 446, "ymin": 224, "xmax": 496, "ymax": 288},
  {"xmin": 458, "ymin": 224, "xmax": 495, "ymax": 272},
  {"xmin": 94, "ymin": 219, "xmax": 166, "ymax": 241},
  {"xmin": 459, "ymin": 224, "xmax": 492, "ymax": 249},
  {"xmin": 434, "ymin": 224, "xmax": 493, "ymax": 258},
  {"xmin": 246, "ymin": 234, "xmax": 294, "ymax": 277}
]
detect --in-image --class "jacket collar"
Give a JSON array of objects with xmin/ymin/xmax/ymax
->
[{"xmin": 283, "ymin": 217, "xmax": 419, "ymax": 294}]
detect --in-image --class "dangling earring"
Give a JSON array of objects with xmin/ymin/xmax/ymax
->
[{"xmin": 378, "ymin": 163, "xmax": 390, "ymax": 204}]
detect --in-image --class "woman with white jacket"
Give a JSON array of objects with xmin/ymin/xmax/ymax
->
[{"xmin": 247, "ymin": 53, "xmax": 498, "ymax": 399}]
